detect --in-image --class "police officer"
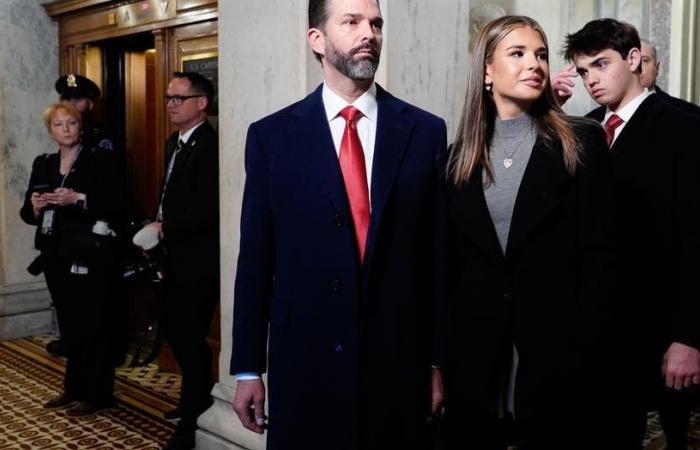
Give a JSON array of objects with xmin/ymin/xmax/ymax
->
[{"xmin": 55, "ymin": 74, "xmax": 114, "ymax": 152}]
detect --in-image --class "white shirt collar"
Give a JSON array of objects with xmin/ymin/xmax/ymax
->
[
  {"xmin": 604, "ymin": 88, "xmax": 651, "ymax": 124},
  {"xmin": 178, "ymin": 120, "xmax": 205, "ymax": 145},
  {"xmin": 322, "ymin": 82, "xmax": 378, "ymax": 124}
]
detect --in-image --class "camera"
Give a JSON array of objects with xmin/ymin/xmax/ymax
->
[
  {"xmin": 123, "ymin": 256, "xmax": 164, "ymax": 281},
  {"xmin": 122, "ymin": 221, "xmax": 166, "ymax": 281}
]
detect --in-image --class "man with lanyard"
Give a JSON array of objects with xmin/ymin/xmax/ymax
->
[{"xmin": 140, "ymin": 71, "xmax": 219, "ymax": 450}]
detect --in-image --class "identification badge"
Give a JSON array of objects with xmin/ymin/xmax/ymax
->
[
  {"xmin": 70, "ymin": 263, "xmax": 89, "ymax": 275},
  {"xmin": 41, "ymin": 210, "xmax": 55, "ymax": 235}
]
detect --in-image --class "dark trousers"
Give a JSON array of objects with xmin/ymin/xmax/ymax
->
[
  {"xmin": 659, "ymin": 388, "xmax": 692, "ymax": 450},
  {"xmin": 608, "ymin": 384, "xmax": 694, "ymax": 450},
  {"xmin": 163, "ymin": 274, "xmax": 218, "ymax": 437},
  {"xmin": 43, "ymin": 257, "xmax": 117, "ymax": 406}
]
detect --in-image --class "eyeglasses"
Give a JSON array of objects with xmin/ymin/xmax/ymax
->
[{"xmin": 164, "ymin": 94, "xmax": 204, "ymax": 106}]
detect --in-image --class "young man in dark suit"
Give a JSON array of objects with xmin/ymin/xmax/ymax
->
[
  {"xmin": 142, "ymin": 72, "xmax": 219, "ymax": 450},
  {"xmin": 562, "ymin": 19, "xmax": 700, "ymax": 449},
  {"xmin": 230, "ymin": 0, "xmax": 447, "ymax": 449},
  {"xmin": 638, "ymin": 35, "xmax": 700, "ymax": 450}
]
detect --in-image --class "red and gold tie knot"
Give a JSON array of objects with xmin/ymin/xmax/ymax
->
[{"xmin": 604, "ymin": 114, "xmax": 624, "ymax": 147}]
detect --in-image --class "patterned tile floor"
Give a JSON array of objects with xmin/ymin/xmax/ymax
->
[
  {"xmin": 645, "ymin": 408, "xmax": 700, "ymax": 450},
  {"xmin": 0, "ymin": 336, "xmax": 180, "ymax": 449},
  {"xmin": 2, "ymin": 335, "xmax": 699, "ymax": 449}
]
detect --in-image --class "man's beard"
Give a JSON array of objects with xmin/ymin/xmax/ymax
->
[{"xmin": 325, "ymin": 40, "xmax": 380, "ymax": 81}]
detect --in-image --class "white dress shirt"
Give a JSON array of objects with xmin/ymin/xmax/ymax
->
[
  {"xmin": 322, "ymin": 82, "xmax": 378, "ymax": 192},
  {"xmin": 603, "ymin": 89, "xmax": 651, "ymax": 145},
  {"xmin": 179, "ymin": 120, "xmax": 205, "ymax": 144}
]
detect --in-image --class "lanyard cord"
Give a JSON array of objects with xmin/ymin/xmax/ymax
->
[{"xmin": 60, "ymin": 145, "xmax": 83, "ymax": 188}]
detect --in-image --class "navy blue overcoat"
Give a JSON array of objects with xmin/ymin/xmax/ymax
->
[{"xmin": 231, "ymin": 84, "xmax": 447, "ymax": 450}]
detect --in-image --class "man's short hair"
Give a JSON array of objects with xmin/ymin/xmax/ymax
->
[
  {"xmin": 563, "ymin": 18, "xmax": 641, "ymax": 64},
  {"xmin": 309, "ymin": 0, "xmax": 332, "ymax": 63},
  {"xmin": 308, "ymin": 0, "xmax": 330, "ymax": 31},
  {"xmin": 308, "ymin": 0, "xmax": 380, "ymax": 63},
  {"xmin": 173, "ymin": 71, "xmax": 215, "ymax": 112},
  {"xmin": 640, "ymin": 38, "xmax": 658, "ymax": 61}
]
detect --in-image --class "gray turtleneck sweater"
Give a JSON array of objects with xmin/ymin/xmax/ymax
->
[{"xmin": 484, "ymin": 114, "xmax": 537, "ymax": 254}]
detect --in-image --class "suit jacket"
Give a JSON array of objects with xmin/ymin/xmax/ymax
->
[
  {"xmin": 588, "ymin": 94, "xmax": 700, "ymax": 371},
  {"xmin": 654, "ymin": 85, "xmax": 700, "ymax": 117},
  {"xmin": 160, "ymin": 120, "xmax": 219, "ymax": 286},
  {"xmin": 230, "ymin": 84, "xmax": 447, "ymax": 450},
  {"xmin": 444, "ymin": 120, "xmax": 615, "ymax": 444},
  {"xmin": 20, "ymin": 145, "xmax": 125, "ymax": 258}
]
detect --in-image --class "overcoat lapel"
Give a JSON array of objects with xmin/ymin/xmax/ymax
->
[
  {"xmin": 448, "ymin": 171, "xmax": 505, "ymax": 263},
  {"xmin": 169, "ymin": 142, "xmax": 192, "ymax": 184},
  {"xmin": 448, "ymin": 137, "xmax": 570, "ymax": 262},
  {"xmin": 288, "ymin": 85, "xmax": 352, "ymax": 220},
  {"xmin": 363, "ymin": 85, "xmax": 415, "ymax": 267},
  {"xmin": 167, "ymin": 122, "xmax": 212, "ymax": 185},
  {"xmin": 506, "ymin": 137, "xmax": 569, "ymax": 257},
  {"xmin": 608, "ymin": 95, "xmax": 659, "ymax": 156}
]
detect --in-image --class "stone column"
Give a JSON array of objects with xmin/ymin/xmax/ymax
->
[
  {"xmin": 196, "ymin": 1, "xmax": 311, "ymax": 449},
  {"xmin": 383, "ymin": 0, "xmax": 471, "ymax": 138},
  {"xmin": 0, "ymin": 1, "xmax": 58, "ymax": 339}
]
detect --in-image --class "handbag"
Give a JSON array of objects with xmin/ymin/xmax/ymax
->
[{"xmin": 57, "ymin": 223, "xmax": 112, "ymax": 261}]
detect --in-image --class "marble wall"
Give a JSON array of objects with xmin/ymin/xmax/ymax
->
[
  {"xmin": 383, "ymin": 0, "xmax": 471, "ymax": 139},
  {"xmin": 0, "ymin": 0, "xmax": 58, "ymax": 338}
]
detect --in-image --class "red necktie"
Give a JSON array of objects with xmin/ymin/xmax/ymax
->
[
  {"xmin": 604, "ymin": 114, "xmax": 624, "ymax": 147},
  {"xmin": 339, "ymin": 106, "xmax": 370, "ymax": 262}
]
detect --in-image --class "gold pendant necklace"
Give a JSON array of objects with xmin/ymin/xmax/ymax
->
[{"xmin": 493, "ymin": 124, "xmax": 533, "ymax": 169}]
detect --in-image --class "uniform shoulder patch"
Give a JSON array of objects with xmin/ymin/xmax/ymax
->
[{"xmin": 98, "ymin": 138, "xmax": 114, "ymax": 151}]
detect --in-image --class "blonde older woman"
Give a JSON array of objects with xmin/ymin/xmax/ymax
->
[{"xmin": 20, "ymin": 101, "xmax": 125, "ymax": 417}]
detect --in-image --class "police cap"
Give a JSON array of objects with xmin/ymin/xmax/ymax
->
[{"xmin": 55, "ymin": 74, "xmax": 101, "ymax": 101}]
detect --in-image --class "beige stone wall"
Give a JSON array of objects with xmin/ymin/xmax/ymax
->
[{"xmin": 0, "ymin": 1, "xmax": 58, "ymax": 337}]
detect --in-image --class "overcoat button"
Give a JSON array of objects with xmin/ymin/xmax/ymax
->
[{"xmin": 330, "ymin": 279, "xmax": 341, "ymax": 292}]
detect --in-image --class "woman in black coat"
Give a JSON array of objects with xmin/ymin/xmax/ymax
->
[
  {"xmin": 20, "ymin": 101, "xmax": 125, "ymax": 416},
  {"xmin": 443, "ymin": 16, "xmax": 616, "ymax": 449}
]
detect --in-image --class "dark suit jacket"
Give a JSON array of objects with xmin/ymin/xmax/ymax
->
[
  {"xmin": 654, "ymin": 85, "xmax": 700, "ymax": 117},
  {"xmin": 20, "ymin": 145, "xmax": 125, "ymax": 257},
  {"xmin": 230, "ymin": 84, "xmax": 447, "ymax": 450},
  {"xmin": 160, "ymin": 120, "xmax": 219, "ymax": 287},
  {"xmin": 444, "ymin": 121, "xmax": 615, "ymax": 445},
  {"xmin": 588, "ymin": 95, "xmax": 700, "ymax": 380}
]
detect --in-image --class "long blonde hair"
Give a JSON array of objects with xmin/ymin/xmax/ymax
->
[{"xmin": 449, "ymin": 15, "xmax": 580, "ymax": 186}]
